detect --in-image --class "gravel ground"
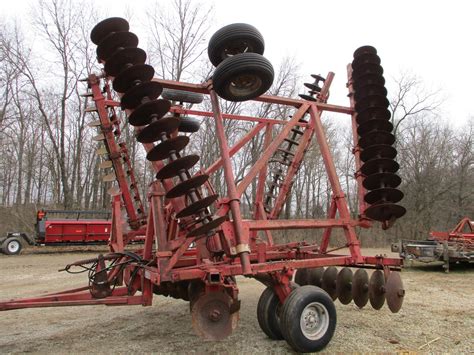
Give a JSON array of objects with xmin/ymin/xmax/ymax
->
[{"xmin": 0, "ymin": 247, "xmax": 472, "ymax": 353}]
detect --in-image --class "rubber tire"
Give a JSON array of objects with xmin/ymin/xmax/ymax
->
[
  {"xmin": 161, "ymin": 88, "xmax": 204, "ymax": 104},
  {"xmin": 257, "ymin": 287, "xmax": 284, "ymax": 340},
  {"xmin": 280, "ymin": 285, "xmax": 336, "ymax": 353},
  {"xmin": 178, "ymin": 116, "xmax": 201, "ymax": 133},
  {"xmin": 208, "ymin": 23, "xmax": 265, "ymax": 67},
  {"xmin": 2, "ymin": 237, "xmax": 23, "ymax": 255},
  {"xmin": 212, "ymin": 52, "xmax": 274, "ymax": 102}
]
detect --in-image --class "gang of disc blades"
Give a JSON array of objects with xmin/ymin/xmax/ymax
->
[{"xmin": 369, "ymin": 270, "xmax": 386, "ymax": 310}]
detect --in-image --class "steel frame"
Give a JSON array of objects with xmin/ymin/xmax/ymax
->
[{"xmin": 0, "ymin": 70, "xmax": 402, "ymax": 311}]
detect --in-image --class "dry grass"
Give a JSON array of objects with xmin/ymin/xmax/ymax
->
[{"xmin": 0, "ymin": 248, "xmax": 472, "ymax": 353}]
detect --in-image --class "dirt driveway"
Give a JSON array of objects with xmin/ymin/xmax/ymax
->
[{"xmin": 0, "ymin": 248, "xmax": 472, "ymax": 353}]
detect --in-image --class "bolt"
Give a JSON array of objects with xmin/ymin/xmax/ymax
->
[{"xmin": 209, "ymin": 309, "xmax": 221, "ymax": 321}]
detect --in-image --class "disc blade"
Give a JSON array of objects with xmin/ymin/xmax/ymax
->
[
  {"xmin": 360, "ymin": 144, "xmax": 397, "ymax": 162},
  {"xmin": 91, "ymin": 17, "xmax": 129, "ymax": 45},
  {"xmin": 353, "ymin": 74, "xmax": 385, "ymax": 91},
  {"xmin": 355, "ymin": 94, "xmax": 389, "ymax": 112},
  {"xmin": 146, "ymin": 136, "xmax": 190, "ymax": 161},
  {"xmin": 166, "ymin": 175, "xmax": 209, "ymax": 198},
  {"xmin": 336, "ymin": 267, "xmax": 353, "ymax": 305},
  {"xmin": 352, "ymin": 63, "xmax": 384, "ymax": 80},
  {"xmin": 113, "ymin": 64, "xmax": 155, "ymax": 93},
  {"xmin": 369, "ymin": 270, "xmax": 386, "ymax": 310},
  {"xmin": 97, "ymin": 31, "xmax": 139, "ymax": 61},
  {"xmin": 385, "ymin": 271, "xmax": 405, "ymax": 313},
  {"xmin": 128, "ymin": 99, "xmax": 171, "ymax": 126},
  {"xmin": 121, "ymin": 81, "xmax": 164, "ymax": 110},
  {"xmin": 307, "ymin": 267, "xmax": 325, "ymax": 288},
  {"xmin": 356, "ymin": 106, "xmax": 391, "ymax": 123},
  {"xmin": 364, "ymin": 187, "xmax": 404, "ymax": 204},
  {"xmin": 352, "ymin": 269, "xmax": 369, "ymax": 308},
  {"xmin": 186, "ymin": 216, "xmax": 227, "ymax": 238},
  {"xmin": 352, "ymin": 53, "xmax": 381, "ymax": 71},
  {"xmin": 104, "ymin": 47, "xmax": 147, "ymax": 77},
  {"xmin": 304, "ymin": 82, "xmax": 321, "ymax": 92},
  {"xmin": 321, "ymin": 266, "xmax": 338, "ymax": 300},
  {"xmin": 353, "ymin": 45, "xmax": 377, "ymax": 59},
  {"xmin": 359, "ymin": 131, "xmax": 395, "ymax": 149},
  {"xmin": 294, "ymin": 268, "xmax": 310, "ymax": 286},
  {"xmin": 136, "ymin": 117, "xmax": 180, "ymax": 142},
  {"xmin": 96, "ymin": 147, "xmax": 108, "ymax": 155},
  {"xmin": 299, "ymin": 94, "xmax": 317, "ymax": 102},
  {"xmin": 365, "ymin": 203, "xmax": 406, "ymax": 222},
  {"xmin": 99, "ymin": 160, "xmax": 113, "ymax": 169},
  {"xmin": 357, "ymin": 119, "xmax": 393, "ymax": 136},
  {"xmin": 176, "ymin": 194, "xmax": 218, "ymax": 219},
  {"xmin": 354, "ymin": 83, "xmax": 386, "ymax": 102},
  {"xmin": 361, "ymin": 158, "xmax": 399, "ymax": 176},
  {"xmin": 88, "ymin": 119, "xmax": 102, "ymax": 127},
  {"xmin": 92, "ymin": 133, "xmax": 105, "ymax": 141},
  {"xmin": 191, "ymin": 291, "xmax": 238, "ymax": 341},
  {"xmin": 156, "ymin": 155, "xmax": 200, "ymax": 180},
  {"xmin": 363, "ymin": 172, "xmax": 401, "ymax": 190},
  {"xmin": 102, "ymin": 172, "xmax": 116, "ymax": 182}
]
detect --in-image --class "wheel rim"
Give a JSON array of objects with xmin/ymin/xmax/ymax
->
[
  {"xmin": 229, "ymin": 74, "xmax": 262, "ymax": 98},
  {"xmin": 299, "ymin": 301, "xmax": 329, "ymax": 340},
  {"xmin": 222, "ymin": 40, "xmax": 251, "ymax": 59},
  {"xmin": 8, "ymin": 240, "xmax": 20, "ymax": 253}
]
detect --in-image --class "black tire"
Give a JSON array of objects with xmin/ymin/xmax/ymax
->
[
  {"xmin": 208, "ymin": 23, "xmax": 265, "ymax": 67},
  {"xmin": 178, "ymin": 116, "xmax": 201, "ymax": 133},
  {"xmin": 2, "ymin": 237, "xmax": 22, "ymax": 255},
  {"xmin": 257, "ymin": 287, "xmax": 284, "ymax": 340},
  {"xmin": 212, "ymin": 53, "xmax": 274, "ymax": 102},
  {"xmin": 161, "ymin": 88, "xmax": 204, "ymax": 104},
  {"xmin": 280, "ymin": 285, "xmax": 336, "ymax": 353}
]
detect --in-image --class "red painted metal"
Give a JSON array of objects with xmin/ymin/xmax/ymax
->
[{"xmin": 0, "ymin": 68, "xmax": 404, "ymax": 319}]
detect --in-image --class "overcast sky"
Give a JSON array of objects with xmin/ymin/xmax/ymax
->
[{"xmin": 2, "ymin": 0, "xmax": 473, "ymax": 126}]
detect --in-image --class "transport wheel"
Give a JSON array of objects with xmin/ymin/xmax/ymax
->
[
  {"xmin": 212, "ymin": 52, "xmax": 274, "ymax": 102},
  {"xmin": 161, "ymin": 88, "xmax": 204, "ymax": 104},
  {"xmin": 257, "ymin": 287, "xmax": 284, "ymax": 340},
  {"xmin": 178, "ymin": 116, "xmax": 201, "ymax": 133},
  {"xmin": 2, "ymin": 237, "xmax": 22, "ymax": 255},
  {"xmin": 280, "ymin": 285, "xmax": 336, "ymax": 353},
  {"xmin": 208, "ymin": 23, "xmax": 265, "ymax": 66}
]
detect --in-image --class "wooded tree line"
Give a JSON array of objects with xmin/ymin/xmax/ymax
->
[{"xmin": 0, "ymin": 0, "xmax": 472, "ymax": 243}]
